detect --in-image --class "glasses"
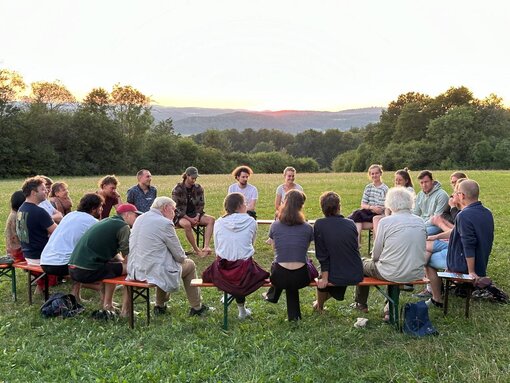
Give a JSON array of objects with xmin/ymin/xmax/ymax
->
[{"xmin": 454, "ymin": 191, "xmax": 465, "ymax": 196}]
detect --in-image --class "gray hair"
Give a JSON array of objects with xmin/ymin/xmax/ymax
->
[
  {"xmin": 151, "ymin": 196, "xmax": 176, "ymax": 210},
  {"xmin": 385, "ymin": 187, "xmax": 414, "ymax": 213}
]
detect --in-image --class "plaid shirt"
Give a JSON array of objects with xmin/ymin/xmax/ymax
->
[{"xmin": 172, "ymin": 182, "xmax": 205, "ymax": 220}]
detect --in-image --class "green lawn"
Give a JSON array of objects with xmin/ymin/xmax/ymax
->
[{"xmin": 1, "ymin": 171, "xmax": 509, "ymax": 382}]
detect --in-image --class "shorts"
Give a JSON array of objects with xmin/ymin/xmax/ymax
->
[
  {"xmin": 428, "ymin": 242, "xmax": 447, "ymax": 270},
  {"xmin": 41, "ymin": 264, "xmax": 70, "ymax": 277},
  {"xmin": 317, "ymin": 285, "xmax": 347, "ymax": 301},
  {"xmin": 69, "ymin": 263, "xmax": 123, "ymax": 284}
]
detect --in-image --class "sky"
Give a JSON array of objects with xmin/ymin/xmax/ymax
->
[{"xmin": 1, "ymin": 0, "xmax": 509, "ymax": 111}]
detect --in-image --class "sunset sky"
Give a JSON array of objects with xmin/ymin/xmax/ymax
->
[{"xmin": 1, "ymin": 0, "xmax": 509, "ymax": 111}]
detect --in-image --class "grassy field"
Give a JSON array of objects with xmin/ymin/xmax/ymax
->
[{"xmin": 0, "ymin": 171, "xmax": 509, "ymax": 382}]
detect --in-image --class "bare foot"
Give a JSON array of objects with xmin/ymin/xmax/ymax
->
[
  {"xmin": 193, "ymin": 250, "xmax": 207, "ymax": 258},
  {"xmin": 202, "ymin": 247, "xmax": 213, "ymax": 255}
]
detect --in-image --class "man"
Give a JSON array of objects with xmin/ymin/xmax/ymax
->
[
  {"xmin": 97, "ymin": 175, "xmax": 122, "ymax": 219},
  {"xmin": 69, "ymin": 203, "xmax": 141, "ymax": 315},
  {"xmin": 41, "ymin": 193, "xmax": 104, "ymax": 300},
  {"xmin": 126, "ymin": 169, "xmax": 157, "ymax": 213},
  {"xmin": 227, "ymin": 165, "xmax": 258, "ymax": 219},
  {"xmin": 128, "ymin": 197, "xmax": 208, "ymax": 316},
  {"xmin": 354, "ymin": 187, "xmax": 426, "ymax": 316},
  {"xmin": 38, "ymin": 175, "xmax": 63, "ymax": 223},
  {"xmin": 425, "ymin": 180, "xmax": 494, "ymax": 308},
  {"xmin": 16, "ymin": 176, "xmax": 58, "ymax": 265},
  {"xmin": 16, "ymin": 176, "xmax": 58, "ymax": 294},
  {"xmin": 412, "ymin": 170, "xmax": 449, "ymax": 235},
  {"xmin": 171, "ymin": 166, "xmax": 215, "ymax": 257}
]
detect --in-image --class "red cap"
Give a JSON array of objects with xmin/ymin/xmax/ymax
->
[{"xmin": 116, "ymin": 203, "xmax": 143, "ymax": 215}]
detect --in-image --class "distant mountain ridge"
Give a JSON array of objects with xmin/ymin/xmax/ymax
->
[{"xmin": 151, "ymin": 106, "xmax": 383, "ymax": 135}]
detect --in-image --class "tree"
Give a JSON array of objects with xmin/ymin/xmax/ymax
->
[
  {"xmin": 81, "ymin": 87, "xmax": 111, "ymax": 114},
  {"xmin": 29, "ymin": 80, "xmax": 76, "ymax": 110},
  {"xmin": 0, "ymin": 69, "xmax": 26, "ymax": 105}
]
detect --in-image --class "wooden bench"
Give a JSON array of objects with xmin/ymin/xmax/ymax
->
[
  {"xmin": 437, "ymin": 272, "xmax": 474, "ymax": 318},
  {"xmin": 0, "ymin": 262, "xmax": 17, "ymax": 301},
  {"xmin": 102, "ymin": 276, "xmax": 156, "ymax": 329},
  {"xmin": 13, "ymin": 262, "xmax": 49, "ymax": 304},
  {"xmin": 191, "ymin": 277, "xmax": 428, "ymax": 330}
]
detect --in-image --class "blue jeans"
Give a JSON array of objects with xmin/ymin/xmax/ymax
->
[{"xmin": 428, "ymin": 240, "xmax": 448, "ymax": 270}]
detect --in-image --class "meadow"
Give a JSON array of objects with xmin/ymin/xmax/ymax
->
[{"xmin": 0, "ymin": 171, "xmax": 509, "ymax": 382}]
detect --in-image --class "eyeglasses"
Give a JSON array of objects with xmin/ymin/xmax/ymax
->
[{"xmin": 454, "ymin": 191, "xmax": 465, "ymax": 196}]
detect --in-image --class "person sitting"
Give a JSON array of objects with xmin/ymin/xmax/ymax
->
[
  {"xmin": 38, "ymin": 176, "xmax": 64, "ymax": 224},
  {"xmin": 412, "ymin": 170, "xmax": 449, "ymax": 235},
  {"xmin": 313, "ymin": 192, "xmax": 363, "ymax": 312},
  {"xmin": 5, "ymin": 190, "xmax": 26, "ymax": 263},
  {"xmin": 267, "ymin": 190, "xmax": 314, "ymax": 321},
  {"xmin": 97, "ymin": 175, "xmax": 122, "ymax": 219},
  {"xmin": 127, "ymin": 197, "xmax": 209, "ymax": 316},
  {"xmin": 373, "ymin": 168, "xmax": 415, "ymax": 237},
  {"xmin": 49, "ymin": 181, "xmax": 73, "ymax": 216},
  {"xmin": 41, "ymin": 193, "xmax": 104, "ymax": 301},
  {"xmin": 274, "ymin": 166, "xmax": 303, "ymax": 215},
  {"xmin": 425, "ymin": 180, "xmax": 494, "ymax": 308},
  {"xmin": 353, "ymin": 187, "xmax": 426, "ymax": 318},
  {"xmin": 126, "ymin": 169, "xmax": 157, "ymax": 213},
  {"xmin": 202, "ymin": 193, "xmax": 269, "ymax": 319},
  {"xmin": 227, "ymin": 165, "xmax": 258, "ymax": 219},
  {"xmin": 348, "ymin": 164, "xmax": 388, "ymax": 247},
  {"xmin": 69, "ymin": 203, "xmax": 141, "ymax": 315},
  {"xmin": 172, "ymin": 166, "xmax": 215, "ymax": 257}
]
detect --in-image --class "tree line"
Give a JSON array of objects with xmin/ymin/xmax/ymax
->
[{"xmin": 1, "ymin": 68, "xmax": 509, "ymax": 177}]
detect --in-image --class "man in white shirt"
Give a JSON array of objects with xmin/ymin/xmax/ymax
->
[{"xmin": 227, "ymin": 165, "xmax": 258, "ymax": 219}]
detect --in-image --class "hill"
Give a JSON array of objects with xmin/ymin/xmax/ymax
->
[{"xmin": 151, "ymin": 106, "xmax": 383, "ymax": 135}]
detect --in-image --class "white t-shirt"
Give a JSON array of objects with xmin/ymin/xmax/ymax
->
[
  {"xmin": 40, "ymin": 211, "xmax": 98, "ymax": 265},
  {"xmin": 227, "ymin": 183, "xmax": 258, "ymax": 208},
  {"xmin": 39, "ymin": 199, "xmax": 57, "ymax": 216},
  {"xmin": 276, "ymin": 183, "xmax": 303, "ymax": 205}
]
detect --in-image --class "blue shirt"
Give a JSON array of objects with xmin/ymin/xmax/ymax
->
[
  {"xmin": 126, "ymin": 185, "xmax": 157, "ymax": 213},
  {"xmin": 447, "ymin": 201, "xmax": 494, "ymax": 276},
  {"xmin": 269, "ymin": 221, "xmax": 313, "ymax": 264},
  {"xmin": 16, "ymin": 202, "xmax": 54, "ymax": 259}
]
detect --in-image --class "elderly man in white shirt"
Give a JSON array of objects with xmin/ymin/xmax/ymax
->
[{"xmin": 127, "ymin": 196, "xmax": 208, "ymax": 316}]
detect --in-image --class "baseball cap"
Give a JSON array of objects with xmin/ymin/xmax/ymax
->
[
  {"xmin": 117, "ymin": 203, "xmax": 143, "ymax": 215},
  {"xmin": 185, "ymin": 166, "xmax": 199, "ymax": 178}
]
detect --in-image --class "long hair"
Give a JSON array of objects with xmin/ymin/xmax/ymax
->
[
  {"xmin": 49, "ymin": 182, "xmax": 68, "ymax": 198},
  {"xmin": 395, "ymin": 168, "xmax": 413, "ymax": 188},
  {"xmin": 278, "ymin": 189, "xmax": 306, "ymax": 226}
]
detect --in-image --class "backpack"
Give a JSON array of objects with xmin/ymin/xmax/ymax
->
[
  {"xmin": 401, "ymin": 301, "xmax": 439, "ymax": 337},
  {"xmin": 40, "ymin": 293, "xmax": 85, "ymax": 318}
]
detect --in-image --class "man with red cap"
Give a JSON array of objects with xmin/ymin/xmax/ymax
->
[{"xmin": 69, "ymin": 203, "xmax": 142, "ymax": 315}]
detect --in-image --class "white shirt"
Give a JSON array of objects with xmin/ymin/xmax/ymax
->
[
  {"xmin": 228, "ymin": 183, "xmax": 258, "ymax": 209},
  {"xmin": 214, "ymin": 213, "xmax": 257, "ymax": 261},
  {"xmin": 40, "ymin": 211, "xmax": 98, "ymax": 265},
  {"xmin": 39, "ymin": 199, "xmax": 57, "ymax": 216}
]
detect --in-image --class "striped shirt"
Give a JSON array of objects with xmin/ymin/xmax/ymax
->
[{"xmin": 361, "ymin": 183, "xmax": 389, "ymax": 207}]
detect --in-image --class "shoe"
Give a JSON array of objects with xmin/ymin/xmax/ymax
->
[
  {"xmin": 238, "ymin": 308, "xmax": 252, "ymax": 320},
  {"xmin": 153, "ymin": 305, "xmax": 167, "ymax": 315},
  {"xmin": 426, "ymin": 298, "xmax": 443, "ymax": 308},
  {"xmin": 349, "ymin": 302, "xmax": 369, "ymax": 313},
  {"xmin": 401, "ymin": 284, "xmax": 414, "ymax": 292},
  {"xmin": 189, "ymin": 304, "xmax": 209, "ymax": 317},
  {"xmin": 413, "ymin": 288, "xmax": 432, "ymax": 299}
]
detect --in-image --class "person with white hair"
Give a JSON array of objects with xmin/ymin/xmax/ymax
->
[
  {"xmin": 353, "ymin": 187, "xmax": 426, "ymax": 316},
  {"xmin": 127, "ymin": 196, "xmax": 208, "ymax": 316}
]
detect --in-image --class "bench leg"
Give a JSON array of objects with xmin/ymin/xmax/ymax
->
[
  {"xmin": 128, "ymin": 285, "xmax": 135, "ymax": 329},
  {"xmin": 443, "ymin": 279, "xmax": 450, "ymax": 316},
  {"xmin": 374, "ymin": 285, "xmax": 400, "ymax": 329},
  {"xmin": 465, "ymin": 285, "xmax": 473, "ymax": 318},
  {"xmin": 223, "ymin": 292, "xmax": 235, "ymax": 331},
  {"xmin": 12, "ymin": 267, "xmax": 17, "ymax": 301},
  {"xmin": 27, "ymin": 271, "xmax": 33, "ymax": 305}
]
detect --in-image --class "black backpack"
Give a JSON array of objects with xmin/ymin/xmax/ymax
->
[
  {"xmin": 401, "ymin": 301, "xmax": 439, "ymax": 337},
  {"xmin": 40, "ymin": 293, "xmax": 85, "ymax": 318}
]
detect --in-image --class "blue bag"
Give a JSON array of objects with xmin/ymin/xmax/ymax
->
[
  {"xmin": 401, "ymin": 301, "xmax": 439, "ymax": 337},
  {"xmin": 40, "ymin": 292, "xmax": 85, "ymax": 318}
]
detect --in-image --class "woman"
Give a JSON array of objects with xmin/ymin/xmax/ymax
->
[
  {"xmin": 314, "ymin": 192, "xmax": 363, "ymax": 312},
  {"xmin": 348, "ymin": 164, "xmax": 389, "ymax": 245},
  {"xmin": 267, "ymin": 189, "xmax": 314, "ymax": 321},
  {"xmin": 50, "ymin": 182, "xmax": 73, "ymax": 216},
  {"xmin": 202, "ymin": 193, "xmax": 269, "ymax": 319},
  {"xmin": 274, "ymin": 167, "xmax": 303, "ymax": 213}
]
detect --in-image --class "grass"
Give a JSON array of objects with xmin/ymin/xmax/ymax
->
[{"xmin": 0, "ymin": 171, "xmax": 509, "ymax": 382}]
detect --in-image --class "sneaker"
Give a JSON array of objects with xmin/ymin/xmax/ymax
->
[
  {"xmin": 413, "ymin": 288, "xmax": 432, "ymax": 299},
  {"xmin": 153, "ymin": 305, "xmax": 167, "ymax": 315},
  {"xmin": 238, "ymin": 308, "xmax": 252, "ymax": 320},
  {"xmin": 349, "ymin": 302, "xmax": 369, "ymax": 313},
  {"xmin": 189, "ymin": 304, "xmax": 209, "ymax": 317},
  {"xmin": 425, "ymin": 298, "xmax": 443, "ymax": 308}
]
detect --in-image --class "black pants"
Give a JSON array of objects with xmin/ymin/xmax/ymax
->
[{"xmin": 269, "ymin": 263, "xmax": 310, "ymax": 321}]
